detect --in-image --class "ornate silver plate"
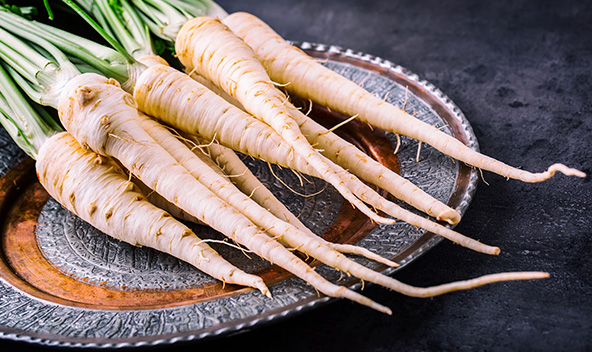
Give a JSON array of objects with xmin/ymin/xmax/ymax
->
[{"xmin": 0, "ymin": 43, "xmax": 479, "ymax": 348}]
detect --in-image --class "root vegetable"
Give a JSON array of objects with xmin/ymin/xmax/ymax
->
[
  {"xmin": 138, "ymin": 115, "xmax": 542, "ymax": 299},
  {"xmin": 222, "ymin": 12, "xmax": 585, "ymax": 182},
  {"xmin": 186, "ymin": 70, "xmax": 461, "ymax": 225},
  {"xmin": 174, "ymin": 16, "xmax": 396, "ymax": 225},
  {"xmin": 4, "ymin": 3, "xmax": 551, "ymax": 313},
  {"xmin": 134, "ymin": 64, "xmax": 499, "ymax": 255},
  {"xmin": 37, "ymin": 131, "xmax": 269, "ymax": 295},
  {"xmin": 57, "ymin": 72, "xmax": 391, "ymax": 314},
  {"xmin": 0, "ymin": 9, "xmax": 394, "ymax": 312}
]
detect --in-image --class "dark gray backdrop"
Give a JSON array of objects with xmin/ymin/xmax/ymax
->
[
  {"xmin": 4, "ymin": 0, "xmax": 591, "ymax": 351},
  {"xmin": 199, "ymin": 1, "xmax": 592, "ymax": 350}
]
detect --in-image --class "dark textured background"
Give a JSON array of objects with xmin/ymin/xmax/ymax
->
[{"xmin": 4, "ymin": 0, "xmax": 591, "ymax": 351}]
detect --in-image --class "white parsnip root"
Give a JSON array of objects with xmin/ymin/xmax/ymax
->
[
  {"xmin": 0, "ymin": 4, "xmax": 557, "ymax": 316},
  {"xmin": 136, "ymin": 114, "xmax": 543, "ymax": 300},
  {"xmin": 222, "ymin": 12, "xmax": 586, "ymax": 183},
  {"xmin": 186, "ymin": 70, "xmax": 461, "ymax": 225},
  {"xmin": 175, "ymin": 16, "xmax": 398, "ymax": 226},
  {"xmin": 134, "ymin": 65, "xmax": 499, "ymax": 255},
  {"xmin": 138, "ymin": 115, "xmax": 405, "ymax": 285},
  {"xmin": 57, "ymin": 72, "xmax": 391, "ymax": 314},
  {"xmin": 37, "ymin": 132, "xmax": 270, "ymax": 295}
]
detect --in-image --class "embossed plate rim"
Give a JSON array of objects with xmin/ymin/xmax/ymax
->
[{"xmin": 0, "ymin": 42, "xmax": 479, "ymax": 348}]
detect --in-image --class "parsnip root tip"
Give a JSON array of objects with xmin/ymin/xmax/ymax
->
[
  {"xmin": 260, "ymin": 286, "xmax": 273, "ymax": 299},
  {"xmin": 401, "ymin": 271, "xmax": 551, "ymax": 298},
  {"xmin": 525, "ymin": 163, "xmax": 587, "ymax": 183},
  {"xmin": 366, "ymin": 301, "xmax": 392, "ymax": 315},
  {"xmin": 535, "ymin": 272, "xmax": 550, "ymax": 279},
  {"xmin": 387, "ymin": 261, "xmax": 400, "ymax": 268},
  {"xmin": 436, "ymin": 208, "xmax": 461, "ymax": 225},
  {"xmin": 547, "ymin": 163, "xmax": 586, "ymax": 179},
  {"xmin": 252, "ymin": 278, "xmax": 272, "ymax": 298},
  {"xmin": 476, "ymin": 271, "xmax": 550, "ymax": 285}
]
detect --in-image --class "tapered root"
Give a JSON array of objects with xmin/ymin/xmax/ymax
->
[
  {"xmin": 328, "ymin": 243, "xmax": 399, "ymax": 267},
  {"xmin": 255, "ymin": 281, "xmax": 273, "ymax": 298},
  {"xmin": 521, "ymin": 163, "xmax": 586, "ymax": 183},
  {"xmin": 224, "ymin": 12, "xmax": 585, "ymax": 185},
  {"xmin": 387, "ymin": 271, "xmax": 549, "ymax": 298},
  {"xmin": 436, "ymin": 207, "xmax": 461, "ymax": 225},
  {"xmin": 334, "ymin": 286, "xmax": 392, "ymax": 315},
  {"xmin": 175, "ymin": 17, "xmax": 396, "ymax": 226}
]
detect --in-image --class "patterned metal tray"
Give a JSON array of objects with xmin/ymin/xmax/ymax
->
[{"xmin": 0, "ymin": 43, "xmax": 479, "ymax": 348}]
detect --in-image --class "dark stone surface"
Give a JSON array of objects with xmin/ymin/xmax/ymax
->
[
  {"xmin": 192, "ymin": 1, "xmax": 590, "ymax": 351},
  {"xmin": 3, "ymin": 0, "xmax": 590, "ymax": 350}
]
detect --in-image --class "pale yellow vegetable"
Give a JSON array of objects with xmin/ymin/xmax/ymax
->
[
  {"xmin": 58, "ymin": 72, "xmax": 391, "ymax": 314},
  {"xmin": 37, "ymin": 132, "xmax": 269, "ymax": 295},
  {"xmin": 187, "ymin": 70, "xmax": 461, "ymax": 225},
  {"xmin": 133, "ymin": 64, "xmax": 498, "ymax": 255},
  {"xmin": 137, "ymin": 116, "xmax": 545, "ymax": 300},
  {"xmin": 175, "ymin": 16, "xmax": 395, "ymax": 225},
  {"xmin": 223, "ymin": 12, "xmax": 585, "ymax": 183}
]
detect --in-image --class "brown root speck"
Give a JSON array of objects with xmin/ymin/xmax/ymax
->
[{"xmin": 77, "ymin": 87, "xmax": 98, "ymax": 107}]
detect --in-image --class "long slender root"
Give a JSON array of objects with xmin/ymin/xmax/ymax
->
[
  {"xmin": 386, "ymin": 272, "xmax": 550, "ymax": 298},
  {"xmin": 326, "ymin": 243, "xmax": 399, "ymax": 267},
  {"xmin": 175, "ymin": 16, "xmax": 397, "ymax": 225},
  {"xmin": 37, "ymin": 132, "xmax": 271, "ymax": 297},
  {"xmin": 223, "ymin": 12, "xmax": 585, "ymax": 183}
]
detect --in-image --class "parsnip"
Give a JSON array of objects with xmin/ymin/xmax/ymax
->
[
  {"xmin": 138, "ymin": 116, "xmax": 545, "ymax": 299},
  {"xmin": 134, "ymin": 64, "xmax": 499, "ymax": 255},
  {"xmin": 223, "ymin": 12, "xmax": 586, "ymax": 183},
  {"xmin": 0, "ymin": 55, "xmax": 269, "ymax": 294},
  {"xmin": 57, "ymin": 72, "xmax": 391, "ymax": 314},
  {"xmin": 175, "ymin": 16, "xmax": 396, "ymax": 225},
  {"xmin": 37, "ymin": 132, "xmax": 269, "ymax": 295},
  {"xmin": 0, "ymin": 8, "xmax": 393, "ymax": 312},
  {"xmin": 186, "ymin": 70, "xmax": 461, "ymax": 225},
  {"xmin": 4, "ymin": 4, "xmax": 549, "ymax": 313}
]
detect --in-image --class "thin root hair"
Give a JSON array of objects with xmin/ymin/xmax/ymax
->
[
  {"xmin": 291, "ymin": 168, "xmax": 305, "ymax": 187},
  {"xmin": 223, "ymin": 168, "xmax": 250, "ymax": 179},
  {"xmin": 478, "ymin": 166, "xmax": 490, "ymax": 186},
  {"xmin": 186, "ymin": 65, "xmax": 199, "ymax": 77},
  {"xmin": 305, "ymin": 99, "xmax": 314, "ymax": 116},
  {"xmin": 271, "ymin": 80, "xmax": 291, "ymax": 87},
  {"xmin": 394, "ymin": 133, "xmax": 402, "ymax": 155},
  {"xmin": 319, "ymin": 114, "xmax": 358, "ymax": 136},
  {"xmin": 247, "ymin": 185, "xmax": 262, "ymax": 199},
  {"xmin": 189, "ymin": 132, "xmax": 218, "ymax": 156},
  {"xmin": 402, "ymin": 86, "xmax": 409, "ymax": 111},
  {"xmin": 358, "ymin": 75, "xmax": 370, "ymax": 89},
  {"xmin": 195, "ymin": 239, "xmax": 255, "ymax": 258},
  {"xmin": 267, "ymin": 162, "xmax": 327, "ymax": 198}
]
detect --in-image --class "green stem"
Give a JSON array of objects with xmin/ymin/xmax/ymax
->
[
  {"xmin": 59, "ymin": 0, "xmax": 136, "ymax": 63},
  {"xmin": 43, "ymin": 0, "xmax": 54, "ymax": 19},
  {"xmin": 0, "ymin": 63, "xmax": 62, "ymax": 159},
  {"xmin": 0, "ymin": 7, "xmax": 144, "ymax": 94},
  {"xmin": 89, "ymin": 0, "xmax": 155, "ymax": 58},
  {"xmin": 0, "ymin": 21, "xmax": 79, "ymax": 108},
  {"xmin": 128, "ymin": 0, "xmax": 227, "ymax": 43}
]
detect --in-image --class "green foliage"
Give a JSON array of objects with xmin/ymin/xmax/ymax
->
[{"xmin": 0, "ymin": 0, "xmax": 39, "ymax": 18}]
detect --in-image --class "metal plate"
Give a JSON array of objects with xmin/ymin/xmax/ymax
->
[{"xmin": 0, "ymin": 43, "xmax": 479, "ymax": 348}]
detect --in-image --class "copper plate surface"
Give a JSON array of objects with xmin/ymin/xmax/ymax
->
[{"xmin": 0, "ymin": 43, "xmax": 479, "ymax": 348}]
